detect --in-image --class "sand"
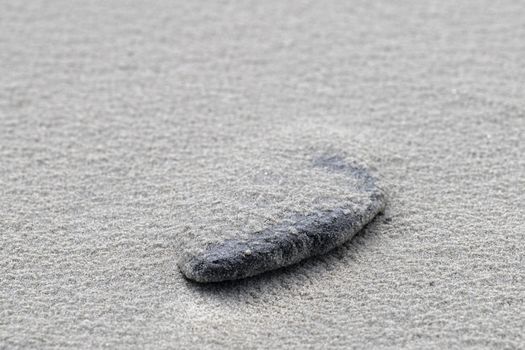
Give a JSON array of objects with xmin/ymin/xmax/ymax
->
[{"xmin": 1, "ymin": 0, "xmax": 524, "ymax": 349}]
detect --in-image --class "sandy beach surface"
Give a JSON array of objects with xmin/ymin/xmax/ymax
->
[{"xmin": 1, "ymin": 0, "xmax": 524, "ymax": 348}]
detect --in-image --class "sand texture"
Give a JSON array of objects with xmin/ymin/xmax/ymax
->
[{"xmin": 1, "ymin": 0, "xmax": 524, "ymax": 349}]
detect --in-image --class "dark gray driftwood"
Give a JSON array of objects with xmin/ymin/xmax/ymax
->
[{"xmin": 178, "ymin": 155, "xmax": 386, "ymax": 283}]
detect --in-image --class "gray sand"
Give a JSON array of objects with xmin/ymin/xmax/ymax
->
[{"xmin": 1, "ymin": 0, "xmax": 524, "ymax": 349}]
